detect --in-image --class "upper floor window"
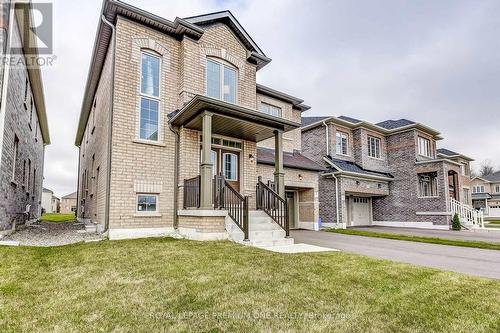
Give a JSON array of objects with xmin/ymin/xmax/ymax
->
[
  {"xmin": 139, "ymin": 52, "xmax": 160, "ymax": 141},
  {"xmin": 496, "ymin": 185, "xmax": 500, "ymax": 193},
  {"xmin": 336, "ymin": 131, "xmax": 348, "ymax": 155},
  {"xmin": 472, "ymin": 185, "xmax": 485, "ymax": 193},
  {"xmin": 141, "ymin": 53, "xmax": 160, "ymax": 97},
  {"xmin": 460, "ymin": 164, "xmax": 469, "ymax": 176},
  {"xmin": 418, "ymin": 137, "xmax": 432, "ymax": 158},
  {"xmin": 206, "ymin": 59, "xmax": 236, "ymax": 103},
  {"xmin": 367, "ymin": 136, "xmax": 381, "ymax": 159},
  {"xmin": 259, "ymin": 102, "xmax": 281, "ymax": 117},
  {"xmin": 12, "ymin": 135, "xmax": 19, "ymax": 181}
]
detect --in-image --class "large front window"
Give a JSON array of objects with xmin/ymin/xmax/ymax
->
[
  {"xmin": 418, "ymin": 172, "xmax": 438, "ymax": 197},
  {"xmin": 140, "ymin": 52, "xmax": 160, "ymax": 141},
  {"xmin": 418, "ymin": 137, "xmax": 432, "ymax": 158},
  {"xmin": 367, "ymin": 136, "xmax": 381, "ymax": 159},
  {"xmin": 206, "ymin": 59, "xmax": 236, "ymax": 103},
  {"xmin": 336, "ymin": 131, "xmax": 348, "ymax": 155}
]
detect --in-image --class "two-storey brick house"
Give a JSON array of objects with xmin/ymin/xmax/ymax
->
[
  {"xmin": 75, "ymin": 0, "xmax": 322, "ymax": 243},
  {"xmin": 301, "ymin": 116, "xmax": 474, "ymax": 229},
  {"xmin": 0, "ymin": 1, "xmax": 50, "ymax": 234},
  {"xmin": 470, "ymin": 172, "xmax": 500, "ymax": 218}
]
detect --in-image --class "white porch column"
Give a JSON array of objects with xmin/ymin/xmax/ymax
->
[
  {"xmin": 274, "ymin": 130, "xmax": 285, "ymax": 198},
  {"xmin": 200, "ymin": 112, "xmax": 213, "ymax": 209}
]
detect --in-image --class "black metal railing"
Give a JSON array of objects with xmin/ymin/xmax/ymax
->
[
  {"xmin": 256, "ymin": 176, "xmax": 289, "ymax": 237},
  {"xmin": 214, "ymin": 175, "xmax": 249, "ymax": 241},
  {"xmin": 183, "ymin": 175, "xmax": 201, "ymax": 209}
]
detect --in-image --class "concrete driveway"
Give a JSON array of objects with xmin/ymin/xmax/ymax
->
[
  {"xmin": 350, "ymin": 226, "xmax": 500, "ymax": 243},
  {"xmin": 291, "ymin": 230, "xmax": 500, "ymax": 279}
]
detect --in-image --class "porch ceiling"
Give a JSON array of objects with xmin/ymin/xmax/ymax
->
[{"xmin": 169, "ymin": 95, "xmax": 301, "ymax": 141}]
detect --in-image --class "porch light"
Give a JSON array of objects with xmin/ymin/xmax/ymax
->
[
  {"xmin": 249, "ymin": 154, "xmax": 255, "ymax": 163},
  {"xmin": 299, "ymin": 174, "xmax": 303, "ymax": 181},
  {"xmin": 356, "ymin": 181, "xmax": 360, "ymax": 186}
]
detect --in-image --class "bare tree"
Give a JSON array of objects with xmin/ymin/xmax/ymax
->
[{"xmin": 479, "ymin": 160, "xmax": 495, "ymax": 177}]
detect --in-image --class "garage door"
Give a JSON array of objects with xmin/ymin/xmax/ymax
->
[
  {"xmin": 351, "ymin": 197, "xmax": 371, "ymax": 226},
  {"xmin": 489, "ymin": 206, "xmax": 500, "ymax": 217}
]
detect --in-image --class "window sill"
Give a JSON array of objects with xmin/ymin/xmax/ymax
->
[
  {"xmin": 417, "ymin": 196, "xmax": 440, "ymax": 199},
  {"xmin": 132, "ymin": 139, "xmax": 165, "ymax": 147},
  {"xmin": 336, "ymin": 153, "xmax": 350, "ymax": 157},
  {"xmin": 367, "ymin": 156, "xmax": 384, "ymax": 161},
  {"xmin": 134, "ymin": 213, "xmax": 162, "ymax": 218}
]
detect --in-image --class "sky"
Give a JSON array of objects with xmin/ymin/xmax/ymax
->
[{"xmin": 40, "ymin": 0, "xmax": 500, "ymax": 198}]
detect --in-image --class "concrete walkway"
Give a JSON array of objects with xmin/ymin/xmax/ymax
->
[
  {"xmin": 350, "ymin": 226, "xmax": 500, "ymax": 243},
  {"xmin": 291, "ymin": 230, "xmax": 500, "ymax": 279}
]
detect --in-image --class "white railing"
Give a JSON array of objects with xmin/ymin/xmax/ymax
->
[{"xmin": 449, "ymin": 198, "xmax": 484, "ymax": 228}]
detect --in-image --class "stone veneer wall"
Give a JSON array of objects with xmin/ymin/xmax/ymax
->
[{"xmin": 0, "ymin": 16, "xmax": 45, "ymax": 231}]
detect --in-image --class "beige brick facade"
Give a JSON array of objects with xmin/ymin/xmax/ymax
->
[{"xmin": 76, "ymin": 8, "xmax": 317, "ymax": 236}]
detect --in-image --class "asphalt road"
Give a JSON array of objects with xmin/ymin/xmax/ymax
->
[{"xmin": 291, "ymin": 230, "xmax": 500, "ymax": 279}]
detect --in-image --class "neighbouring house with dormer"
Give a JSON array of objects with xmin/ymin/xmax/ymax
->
[
  {"xmin": 301, "ymin": 116, "xmax": 478, "ymax": 229},
  {"xmin": 75, "ymin": 0, "xmax": 322, "ymax": 244},
  {"xmin": 470, "ymin": 172, "xmax": 500, "ymax": 218},
  {"xmin": 0, "ymin": 1, "xmax": 50, "ymax": 235}
]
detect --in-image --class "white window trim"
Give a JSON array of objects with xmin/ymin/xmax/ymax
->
[
  {"xmin": 417, "ymin": 173, "xmax": 439, "ymax": 198},
  {"xmin": 336, "ymin": 131, "xmax": 349, "ymax": 156},
  {"xmin": 367, "ymin": 136, "xmax": 382, "ymax": 160},
  {"xmin": 138, "ymin": 51, "xmax": 162, "ymax": 143},
  {"xmin": 205, "ymin": 58, "xmax": 238, "ymax": 104},
  {"xmin": 136, "ymin": 194, "xmax": 159, "ymax": 215},
  {"xmin": 222, "ymin": 152, "xmax": 238, "ymax": 181},
  {"xmin": 417, "ymin": 136, "xmax": 433, "ymax": 158},
  {"xmin": 259, "ymin": 102, "xmax": 282, "ymax": 118}
]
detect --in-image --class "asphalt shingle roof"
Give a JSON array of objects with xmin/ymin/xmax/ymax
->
[
  {"xmin": 62, "ymin": 192, "xmax": 77, "ymax": 199},
  {"xmin": 484, "ymin": 171, "xmax": 500, "ymax": 182},
  {"xmin": 337, "ymin": 115, "xmax": 362, "ymax": 124},
  {"xmin": 325, "ymin": 156, "xmax": 393, "ymax": 179},
  {"xmin": 376, "ymin": 119, "xmax": 416, "ymax": 130},
  {"xmin": 301, "ymin": 116, "xmax": 330, "ymax": 127},
  {"xmin": 257, "ymin": 147, "xmax": 325, "ymax": 171},
  {"xmin": 437, "ymin": 148, "xmax": 459, "ymax": 156}
]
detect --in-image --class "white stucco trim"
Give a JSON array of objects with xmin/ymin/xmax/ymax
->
[
  {"xmin": 372, "ymin": 221, "xmax": 449, "ymax": 230},
  {"xmin": 108, "ymin": 227, "xmax": 176, "ymax": 240}
]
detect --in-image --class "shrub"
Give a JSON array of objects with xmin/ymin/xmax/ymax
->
[{"xmin": 452, "ymin": 213, "xmax": 461, "ymax": 231}]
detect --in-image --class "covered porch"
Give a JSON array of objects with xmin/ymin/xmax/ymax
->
[{"xmin": 169, "ymin": 95, "xmax": 300, "ymax": 241}]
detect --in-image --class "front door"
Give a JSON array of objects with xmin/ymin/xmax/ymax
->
[
  {"xmin": 351, "ymin": 197, "xmax": 371, "ymax": 226},
  {"xmin": 211, "ymin": 149, "xmax": 240, "ymax": 191}
]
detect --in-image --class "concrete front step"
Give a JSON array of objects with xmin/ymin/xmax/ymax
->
[{"xmin": 227, "ymin": 210, "xmax": 293, "ymax": 247}]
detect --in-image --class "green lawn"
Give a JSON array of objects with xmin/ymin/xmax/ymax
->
[
  {"xmin": 39, "ymin": 213, "xmax": 76, "ymax": 223},
  {"xmin": 485, "ymin": 220, "xmax": 500, "ymax": 225},
  {"xmin": 0, "ymin": 238, "xmax": 499, "ymax": 332},
  {"xmin": 326, "ymin": 229, "xmax": 500, "ymax": 250}
]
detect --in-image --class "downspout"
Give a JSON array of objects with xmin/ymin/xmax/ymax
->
[
  {"xmin": 322, "ymin": 121, "xmax": 329, "ymax": 156},
  {"xmin": 101, "ymin": 15, "xmax": 116, "ymax": 233},
  {"xmin": 0, "ymin": 2, "xmax": 14, "ymax": 167},
  {"xmin": 168, "ymin": 123, "xmax": 180, "ymax": 230},
  {"xmin": 76, "ymin": 146, "xmax": 81, "ymax": 219},
  {"xmin": 331, "ymin": 174, "xmax": 341, "ymax": 227}
]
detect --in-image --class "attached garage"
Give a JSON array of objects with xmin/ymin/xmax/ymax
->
[
  {"xmin": 349, "ymin": 197, "xmax": 372, "ymax": 226},
  {"xmin": 489, "ymin": 205, "xmax": 500, "ymax": 217}
]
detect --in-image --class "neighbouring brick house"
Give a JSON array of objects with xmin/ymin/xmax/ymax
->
[
  {"xmin": 470, "ymin": 172, "xmax": 500, "ymax": 218},
  {"xmin": 0, "ymin": 1, "xmax": 50, "ymax": 234},
  {"xmin": 60, "ymin": 192, "xmax": 77, "ymax": 214},
  {"xmin": 301, "ymin": 116, "xmax": 474, "ymax": 229},
  {"xmin": 75, "ymin": 0, "xmax": 321, "ymax": 243}
]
